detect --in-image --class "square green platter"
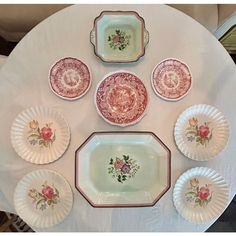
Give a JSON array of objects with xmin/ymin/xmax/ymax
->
[{"xmin": 90, "ymin": 11, "xmax": 149, "ymax": 63}]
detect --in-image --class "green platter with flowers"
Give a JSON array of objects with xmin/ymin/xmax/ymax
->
[{"xmin": 90, "ymin": 11, "xmax": 149, "ymax": 63}]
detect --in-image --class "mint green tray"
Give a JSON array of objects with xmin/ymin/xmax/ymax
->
[{"xmin": 91, "ymin": 11, "xmax": 149, "ymax": 63}]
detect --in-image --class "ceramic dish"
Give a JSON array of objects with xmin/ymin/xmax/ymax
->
[
  {"xmin": 48, "ymin": 57, "xmax": 91, "ymax": 100},
  {"xmin": 173, "ymin": 167, "xmax": 228, "ymax": 223},
  {"xmin": 11, "ymin": 106, "xmax": 70, "ymax": 164},
  {"xmin": 90, "ymin": 11, "xmax": 149, "ymax": 63},
  {"xmin": 75, "ymin": 131, "xmax": 171, "ymax": 207},
  {"xmin": 14, "ymin": 169, "xmax": 73, "ymax": 228},
  {"xmin": 95, "ymin": 71, "xmax": 148, "ymax": 127},
  {"xmin": 174, "ymin": 104, "xmax": 229, "ymax": 161},
  {"xmin": 151, "ymin": 58, "xmax": 192, "ymax": 101}
]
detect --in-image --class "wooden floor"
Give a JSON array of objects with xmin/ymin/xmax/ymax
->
[{"xmin": 0, "ymin": 35, "xmax": 235, "ymax": 232}]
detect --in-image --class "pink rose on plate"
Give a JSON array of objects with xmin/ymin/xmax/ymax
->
[
  {"xmin": 112, "ymin": 35, "xmax": 120, "ymax": 43},
  {"xmin": 197, "ymin": 186, "xmax": 210, "ymax": 200},
  {"xmin": 40, "ymin": 127, "xmax": 53, "ymax": 140},
  {"xmin": 198, "ymin": 125, "xmax": 210, "ymax": 139},
  {"xmin": 42, "ymin": 186, "xmax": 55, "ymax": 200},
  {"xmin": 114, "ymin": 159, "xmax": 124, "ymax": 169}
]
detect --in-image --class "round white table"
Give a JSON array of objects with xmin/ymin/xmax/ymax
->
[{"xmin": 0, "ymin": 4, "xmax": 236, "ymax": 232}]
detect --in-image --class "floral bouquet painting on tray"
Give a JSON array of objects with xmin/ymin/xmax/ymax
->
[
  {"xmin": 108, "ymin": 154, "xmax": 140, "ymax": 183},
  {"xmin": 27, "ymin": 120, "xmax": 56, "ymax": 148},
  {"xmin": 185, "ymin": 178, "xmax": 213, "ymax": 207},
  {"xmin": 108, "ymin": 29, "xmax": 131, "ymax": 51},
  {"xmin": 28, "ymin": 181, "xmax": 60, "ymax": 211},
  {"xmin": 185, "ymin": 117, "xmax": 213, "ymax": 146}
]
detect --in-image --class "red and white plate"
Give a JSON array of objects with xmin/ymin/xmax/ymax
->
[
  {"xmin": 95, "ymin": 71, "xmax": 148, "ymax": 127},
  {"xmin": 49, "ymin": 57, "xmax": 91, "ymax": 100},
  {"xmin": 151, "ymin": 58, "xmax": 192, "ymax": 101}
]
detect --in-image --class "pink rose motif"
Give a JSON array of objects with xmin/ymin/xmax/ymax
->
[
  {"xmin": 114, "ymin": 159, "xmax": 124, "ymax": 169},
  {"xmin": 121, "ymin": 164, "xmax": 131, "ymax": 174},
  {"xmin": 42, "ymin": 186, "xmax": 55, "ymax": 200},
  {"xmin": 198, "ymin": 125, "xmax": 210, "ymax": 139},
  {"xmin": 112, "ymin": 35, "xmax": 120, "ymax": 43},
  {"xmin": 197, "ymin": 186, "xmax": 210, "ymax": 200},
  {"xmin": 40, "ymin": 127, "xmax": 53, "ymax": 140}
]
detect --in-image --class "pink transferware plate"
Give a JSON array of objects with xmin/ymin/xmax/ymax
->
[
  {"xmin": 95, "ymin": 71, "xmax": 148, "ymax": 127},
  {"xmin": 151, "ymin": 58, "xmax": 192, "ymax": 101},
  {"xmin": 49, "ymin": 57, "xmax": 91, "ymax": 100}
]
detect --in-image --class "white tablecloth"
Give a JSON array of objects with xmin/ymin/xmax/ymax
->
[{"xmin": 0, "ymin": 4, "xmax": 236, "ymax": 232}]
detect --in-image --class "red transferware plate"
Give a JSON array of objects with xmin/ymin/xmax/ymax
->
[
  {"xmin": 95, "ymin": 71, "xmax": 148, "ymax": 127},
  {"xmin": 49, "ymin": 57, "xmax": 91, "ymax": 100},
  {"xmin": 151, "ymin": 58, "xmax": 192, "ymax": 101}
]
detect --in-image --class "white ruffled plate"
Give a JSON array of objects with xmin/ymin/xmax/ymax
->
[
  {"xmin": 174, "ymin": 104, "xmax": 229, "ymax": 161},
  {"xmin": 173, "ymin": 167, "xmax": 228, "ymax": 224},
  {"xmin": 14, "ymin": 169, "xmax": 73, "ymax": 228},
  {"xmin": 11, "ymin": 106, "xmax": 70, "ymax": 164}
]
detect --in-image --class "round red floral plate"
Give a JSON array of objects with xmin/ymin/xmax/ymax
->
[
  {"xmin": 151, "ymin": 58, "xmax": 192, "ymax": 101},
  {"xmin": 95, "ymin": 71, "xmax": 148, "ymax": 127},
  {"xmin": 49, "ymin": 57, "xmax": 91, "ymax": 100}
]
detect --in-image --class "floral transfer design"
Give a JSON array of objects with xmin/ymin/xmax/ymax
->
[
  {"xmin": 185, "ymin": 178, "xmax": 212, "ymax": 207},
  {"xmin": 108, "ymin": 155, "xmax": 140, "ymax": 183},
  {"xmin": 185, "ymin": 117, "xmax": 213, "ymax": 146},
  {"xmin": 27, "ymin": 120, "xmax": 56, "ymax": 148},
  {"xmin": 28, "ymin": 181, "xmax": 60, "ymax": 211},
  {"xmin": 96, "ymin": 72, "xmax": 148, "ymax": 125},
  {"xmin": 108, "ymin": 29, "xmax": 131, "ymax": 51}
]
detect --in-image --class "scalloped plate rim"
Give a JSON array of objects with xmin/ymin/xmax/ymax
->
[
  {"xmin": 48, "ymin": 56, "xmax": 92, "ymax": 101},
  {"xmin": 10, "ymin": 106, "xmax": 71, "ymax": 164},
  {"xmin": 151, "ymin": 57, "xmax": 193, "ymax": 101},
  {"xmin": 14, "ymin": 169, "xmax": 73, "ymax": 228},
  {"xmin": 94, "ymin": 70, "xmax": 149, "ymax": 127},
  {"xmin": 173, "ymin": 166, "xmax": 229, "ymax": 224},
  {"xmin": 174, "ymin": 104, "xmax": 229, "ymax": 161}
]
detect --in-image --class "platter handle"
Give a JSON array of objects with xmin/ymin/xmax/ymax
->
[
  {"xmin": 90, "ymin": 28, "xmax": 96, "ymax": 46},
  {"xmin": 144, "ymin": 29, "xmax": 149, "ymax": 46}
]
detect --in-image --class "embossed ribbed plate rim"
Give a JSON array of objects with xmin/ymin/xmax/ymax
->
[
  {"xmin": 173, "ymin": 167, "xmax": 229, "ymax": 224},
  {"xmin": 14, "ymin": 169, "xmax": 73, "ymax": 228},
  {"xmin": 174, "ymin": 104, "xmax": 229, "ymax": 161},
  {"xmin": 10, "ymin": 106, "xmax": 70, "ymax": 164}
]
